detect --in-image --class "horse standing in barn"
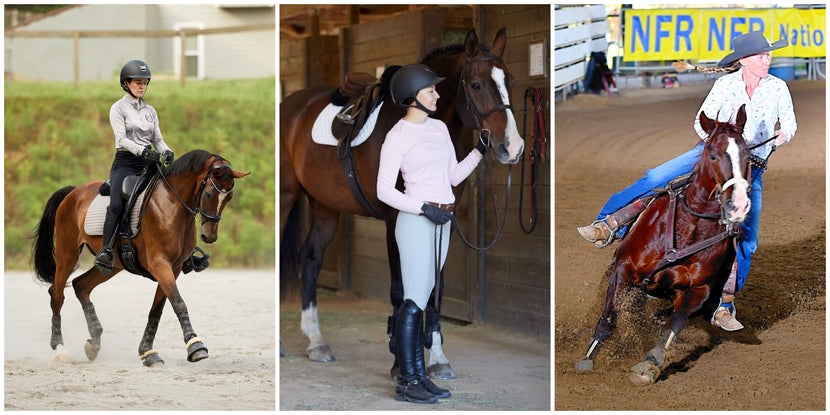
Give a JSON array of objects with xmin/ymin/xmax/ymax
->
[{"xmin": 280, "ymin": 27, "xmax": 524, "ymax": 379}]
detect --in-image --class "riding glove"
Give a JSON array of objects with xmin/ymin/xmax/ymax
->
[
  {"xmin": 162, "ymin": 150, "xmax": 174, "ymax": 166},
  {"xmin": 142, "ymin": 146, "xmax": 161, "ymax": 163},
  {"xmin": 475, "ymin": 138, "xmax": 488, "ymax": 156},
  {"xmin": 420, "ymin": 203, "xmax": 452, "ymax": 225}
]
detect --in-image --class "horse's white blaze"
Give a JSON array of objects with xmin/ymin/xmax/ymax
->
[
  {"xmin": 725, "ymin": 137, "xmax": 750, "ymax": 221},
  {"xmin": 491, "ymin": 67, "xmax": 524, "ymax": 163},
  {"xmin": 216, "ymin": 189, "xmax": 230, "ymax": 214},
  {"xmin": 427, "ymin": 331, "xmax": 450, "ymax": 366},
  {"xmin": 301, "ymin": 306, "xmax": 326, "ymax": 348}
]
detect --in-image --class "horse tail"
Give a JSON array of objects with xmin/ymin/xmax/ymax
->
[
  {"xmin": 32, "ymin": 186, "xmax": 75, "ymax": 284},
  {"xmin": 280, "ymin": 196, "xmax": 304, "ymax": 301}
]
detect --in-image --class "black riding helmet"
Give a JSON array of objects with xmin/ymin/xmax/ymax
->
[
  {"xmin": 120, "ymin": 59, "xmax": 152, "ymax": 97},
  {"xmin": 390, "ymin": 63, "xmax": 445, "ymax": 115}
]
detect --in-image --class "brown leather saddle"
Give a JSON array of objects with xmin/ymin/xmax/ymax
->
[{"xmin": 330, "ymin": 71, "xmax": 384, "ymax": 146}]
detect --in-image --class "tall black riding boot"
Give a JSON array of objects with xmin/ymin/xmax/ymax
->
[
  {"xmin": 94, "ymin": 208, "xmax": 119, "ymax": 275},
  {"xmin": 394, "ymin": 299, "xmax": 437, "ymax": 404}
]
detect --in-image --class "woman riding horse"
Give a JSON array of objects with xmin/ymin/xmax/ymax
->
[{"xmin": 577, "ymin": 31, "xmax": 797, "ymax": 331}]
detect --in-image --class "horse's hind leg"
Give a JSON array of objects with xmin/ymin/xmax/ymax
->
[
  {"xmin": 71, "ymin": 266, "xmax": 118, "ymax": 361},
  {"xmin": 137, "ymin": 286, "xmax": 167, "ymax": 366},
  {"xmin": 299, "ymin": 201, "xmax": 339, "ymax": 362}
]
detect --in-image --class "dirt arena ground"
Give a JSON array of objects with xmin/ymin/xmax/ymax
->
[
  {"xmin": 4, "ymin": 268, "xmax": 275, "ymax": 410},
  {"xmin": 554, "ymin": 81, "xmax": 826, "ymax": 410},
  {"xmin": 279, "ymin": 289, "xmax": 550, "ymax": 410}
]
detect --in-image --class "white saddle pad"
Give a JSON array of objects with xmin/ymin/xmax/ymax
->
[
  {"xmin": 84, "ymin": 189, "xmax": 149, "ymax": 237},
  {"xmin": 311, "ymin": 101, "xmax": 384, "ymax": 147}
]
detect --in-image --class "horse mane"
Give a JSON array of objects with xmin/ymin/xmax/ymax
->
[
  {"xmin": 420, "ymin": 42, "xmax": 494, "ymax": 65},
  {"xmin": 164, "ymin": 150, "xmax": 223, "ymax": 176}
]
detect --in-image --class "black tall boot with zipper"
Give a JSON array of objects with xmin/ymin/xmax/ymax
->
[{"xmin": 94, "ymin": 208, "xmax": 119, "ymax": 275}]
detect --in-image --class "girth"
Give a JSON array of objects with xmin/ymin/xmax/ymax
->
[{"xmin": 331, "ymin": 71, "xmax": 388, "ymax": 219}]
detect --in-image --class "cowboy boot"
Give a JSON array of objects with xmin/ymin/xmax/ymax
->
[
  {"xmin": 394, "ymin": 300, "xmax": 437, "ymax": 404},
  {"xmin": 94, "ymin": 208, "xmax": 119, "ymax": 275},
  {"xmin": 577, "ymin": 196, "xmax": 652, "ymax": 247},
  {"xmin": 712, "ymin": 261, "xmax": 744, "ymax": 331}
]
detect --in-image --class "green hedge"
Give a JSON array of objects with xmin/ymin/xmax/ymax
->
[{"xmin": 4, "ymin": 78, "xmax": 275, "ymax": 270}]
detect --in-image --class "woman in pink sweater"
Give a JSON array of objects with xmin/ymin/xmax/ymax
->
[{"xmin": 377, "ymin": 64, "xmax": 486, "ymax": 404}]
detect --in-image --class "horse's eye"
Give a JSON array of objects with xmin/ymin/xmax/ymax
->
[
  {"xmin": 472, "ymin": 82, "xmax": 481, "ymax": 91},
  {"xmin": 710, "ymin": 154, "xmax": 718, "ymax": 162}
]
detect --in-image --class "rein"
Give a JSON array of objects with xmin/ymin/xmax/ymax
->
[{"xmin": 449, "ymin": 129, "xmax": 512, "ymax": 251}]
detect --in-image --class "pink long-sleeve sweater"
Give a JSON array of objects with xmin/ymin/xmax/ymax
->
[{"xmin": 376, "ymin": 117, "xmax": 483, "ymax": 215}]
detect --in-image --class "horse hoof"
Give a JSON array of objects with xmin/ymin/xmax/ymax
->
[
  {"xmin": 141, "ymin": 351, "xmax": 165, "ymax": 367},
  {"xmin": 54, "ymin": 345, "xmax": 70, "ymax": 363},
  {"xmin": 629, "ymin": 361, "xmax": 660, "ymax": 385},
  {"xmin": 307, "ymin": 345, "xmax": 335, "ymax": 362},
  {"xmin": 84, "ymin": 339, "xmax": 100, "ymax": 361},
  {"xmin": 574, "ymin": 358, "xmax": 594, "ymax": 372},
  {"xmin": 428, "ymin": 363, "xmax": 456, "ymax": 380},
  {"xmin": 186, "ymin": 338, "xmax": 209, "ymax": 363}
]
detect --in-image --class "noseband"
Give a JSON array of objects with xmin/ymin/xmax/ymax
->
[{"xmin": 158, "ymin": 158, "xmax": 235, "ymax": 224}]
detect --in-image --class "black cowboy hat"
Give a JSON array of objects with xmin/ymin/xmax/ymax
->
[{"xmin": 718, "ymin": 31, "xmax": 788, "ymax": 68}]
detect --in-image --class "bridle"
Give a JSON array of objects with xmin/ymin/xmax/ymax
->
[
  {"xmin": 450, "ymin": 54, "xmax": 516, "ymax": 251},
  {"xmin": 156, "ymin": 157, "xmax": 235, "ymax": 224}
]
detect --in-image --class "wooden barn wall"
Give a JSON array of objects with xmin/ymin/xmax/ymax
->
[
  {"xmin": 478, "ymin": 4, "xmax": 551, "ymax": 338},
  {"xmin": 279, "ymin": 34, "xmax": 338, "ymax": 99}
]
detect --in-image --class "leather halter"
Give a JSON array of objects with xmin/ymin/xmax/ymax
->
[{"xmin": 158, "ymin": 157, "xmax": 235, "ymax": 224}]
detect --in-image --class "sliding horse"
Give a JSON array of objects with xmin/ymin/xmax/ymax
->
[
  {"xmin": 280, "ymin": 28, "xmax": 523, "ymax": 378},
  {"xmin": 574, "ymin": 105, "xmax": 751, "ymax": 384},
  {"xmin": 33, "ymin": 150, "xmax": 249, "ymax": 365}
]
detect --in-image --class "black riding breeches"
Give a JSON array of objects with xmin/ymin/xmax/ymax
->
[{"xmin": 108, "ymin": 151, "xmax": 149, "ymax": 217}]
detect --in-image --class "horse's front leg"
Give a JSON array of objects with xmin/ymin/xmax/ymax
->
[
  {"xmin": 137, "ymin": 286, "xmax": 167, "ymax": 367},
  {"xmin": 629, "ymin": 285, "xmax": 708, "ymax": 385},
  {"xmin": 300, "ymin": 204, "xmax": 339, "ymax": 362},
  {"xmin": 575, "ymin": 269, "xmax": 627, "ymax": 372},
  {"xmin": 425, "ymin": 271, "xmax": 456, "ymax": 379},
  {"xmin": 152, "ymin": 265, "xmax": 209, "ymax": 363}
]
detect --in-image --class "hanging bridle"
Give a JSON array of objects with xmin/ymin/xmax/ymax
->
[{"xmin": 156, "ymin": 157, "xmax": 235, "ymax": 224}]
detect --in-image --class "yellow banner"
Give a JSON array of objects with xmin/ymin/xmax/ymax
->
[{"xmin": 624, "ymin": 8, "xmax": 826, "ymax": 61}]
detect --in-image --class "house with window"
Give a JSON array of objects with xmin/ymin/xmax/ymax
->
[{"xmin": 4, "ymin": 4, "xmax": 275, "ymax": 82}]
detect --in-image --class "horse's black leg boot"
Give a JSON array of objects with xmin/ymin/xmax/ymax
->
[
  {"xmin": 395, "ymin": 300, "xmax": 437, "ymax": 404},
  {"xmin": 94, "ymin": 208, "xmax": 119, "ymax": 275}
]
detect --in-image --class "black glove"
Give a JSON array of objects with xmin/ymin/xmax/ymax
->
[
  {"xmin": 162, "ymin": 150, "xmax": 174, "ymax": 166},
  {"xmin": 142, "ymin": 146, "xmax": 161, "ymax": 163},
  {"xmin": 420, "ymin": 203, "xmax": 452, "ymax": 225},
  {"xmin": 475, "ymin": 137, "xmax": 488, "ymax": 155}
]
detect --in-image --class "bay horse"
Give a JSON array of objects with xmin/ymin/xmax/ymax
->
[
  {"xmin": 574, "ymin": 105, "xmax": 751, "ymax": 385},
  {"xmin": 32, "ymin": 150, "xmax": 249, "ymax": 366},
  {"xmin": 280, "ymin": 28, "xmax": 524, "ymax": 378}
]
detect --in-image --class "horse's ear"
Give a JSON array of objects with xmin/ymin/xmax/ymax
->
[
  {"xmin": 735, "ymin": 104, "xmax": 747, "ymax": 134},
  {"xmin": 465, "ymin": 29, "xmax": 480, "ymax": 57},
  {"xmin": 233, "ymin": 170, "xmax": 250, "ymax": 179},
  {"xmin": 699, "ymin": 111, "xmax": 715, "ymax": 135},
  {"xmin": 491, "ymin": 27, "xmax": 507, "ymax": 57}
]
